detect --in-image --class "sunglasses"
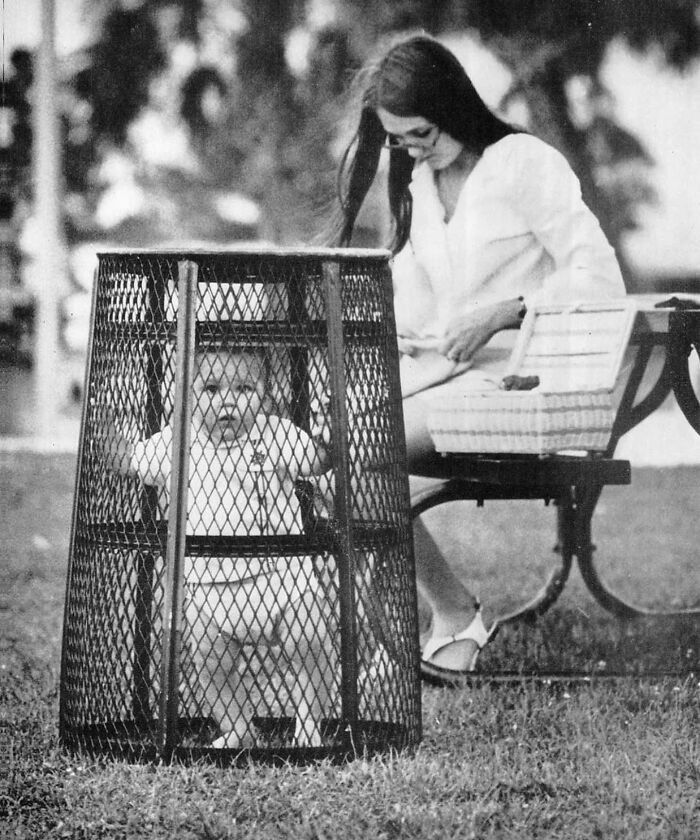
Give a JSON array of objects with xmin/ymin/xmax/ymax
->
[{"xmin": 381, "ymin": 124, "xmax": 441, "ymax": 151}]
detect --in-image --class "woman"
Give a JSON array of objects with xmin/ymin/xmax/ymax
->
[{"xmin": 333, "ymin": 34, "xmax": 625, "ymax": 684}]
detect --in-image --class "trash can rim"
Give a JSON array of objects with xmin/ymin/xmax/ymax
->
[{"xmin": 96, "ymin": 246, "xmax": 392, "ymax": 260}]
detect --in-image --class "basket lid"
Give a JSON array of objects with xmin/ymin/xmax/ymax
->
[{"xmin": 507, "ymin": 299, "xmax": 636, "ymax": 391}]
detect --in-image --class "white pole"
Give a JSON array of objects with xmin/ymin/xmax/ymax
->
[{"xmin": 33, "ymin": 0, "xmax": 66, "ymax": 442}]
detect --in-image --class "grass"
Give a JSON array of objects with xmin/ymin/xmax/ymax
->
[{"xmin": 3, "ymin": 452, "xmax": 700, "ymax": 839}]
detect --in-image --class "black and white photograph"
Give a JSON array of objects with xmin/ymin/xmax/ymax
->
[{"xmin": 3, "ymin": 2, "xmax": 700, "ymax": 837}]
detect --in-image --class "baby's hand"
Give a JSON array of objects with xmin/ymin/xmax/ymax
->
[
  {"xmin": 397, "ymin": 336, "xmax": 417, "ymax": 357},
  {"xmin": 309, "ymin": 393, "xmax": 332, "ymax": 447},
  {"xmin": 95, "ymin": 407, "xmax": 134, "ymax": 475},
  {"xmin": 310, "ymin": 416, "xmax": 332, "ymax": 449},
  {"xmin": 309, "ymin": 392, "xmax": 332, "ymax": 471}
]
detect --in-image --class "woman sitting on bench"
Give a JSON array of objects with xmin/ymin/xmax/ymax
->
[{"xmin": 332, "ymin": 33, "xmax": 625, "ymax": 684}]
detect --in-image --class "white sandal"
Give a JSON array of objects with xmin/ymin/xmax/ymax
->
[{"xmin": 421, "ymin": 607, "xmax": 499, "ymax": 686}]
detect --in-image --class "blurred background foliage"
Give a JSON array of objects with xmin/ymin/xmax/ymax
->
[{"xmin": 21, "ymin": 0, "xmax": 700, "ymax": 285}]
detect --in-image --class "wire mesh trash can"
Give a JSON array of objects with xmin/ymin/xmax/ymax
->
[{"xmin": 60, "ymin": 248, "xmax": 421, "ymax": 765}]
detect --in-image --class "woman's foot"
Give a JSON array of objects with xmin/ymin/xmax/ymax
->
[
  {"xmin": 421, "ymin": 608, "xmax": 498, "ymax": 686},
  {"xmin": 423, "ymin": 636, "xmax": 480, "ymax": 672}
]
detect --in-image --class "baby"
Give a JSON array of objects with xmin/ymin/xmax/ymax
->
[{"xmin": 105, "ymin": 346, "xmax": 334, "ymax": 748}]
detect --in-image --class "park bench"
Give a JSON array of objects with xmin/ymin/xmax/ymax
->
[{"xmin": 411, "ymin": 296, "xmax": 700, "ymax": 638}]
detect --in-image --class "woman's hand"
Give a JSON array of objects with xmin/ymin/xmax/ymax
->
[{"xmin": 438, "ymin": 298, "xmax": 523, "ymax": 363}]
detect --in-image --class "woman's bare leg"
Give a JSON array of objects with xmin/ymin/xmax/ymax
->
[{"xmin": 403, "ymin": 393, "xmax": 480, "ymax": 670}]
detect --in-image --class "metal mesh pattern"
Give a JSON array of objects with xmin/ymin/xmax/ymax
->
[{"xmin": 60, "ymin": 249, "xmax": 420, "ymax": 764}]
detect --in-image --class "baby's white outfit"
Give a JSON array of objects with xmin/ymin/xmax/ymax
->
[{"xmin": 129, "ymin": 414, "xmax": 321, "ymax": 641}]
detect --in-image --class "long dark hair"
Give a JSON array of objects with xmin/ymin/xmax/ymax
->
[{"xmin": 334, "ymin": 34, "xmax": 518, "ymax": 253}]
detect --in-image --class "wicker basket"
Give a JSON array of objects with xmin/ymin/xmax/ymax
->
[{"xmin": 428, "ymin": 300, "xmax": 636, "ymax": 455}]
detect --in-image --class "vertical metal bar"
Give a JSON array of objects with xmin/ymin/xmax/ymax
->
[
  {"xmin": 322, "ymin": 260, "xmax": 359, "ymax": 731},
  {"xmin": 376, "ymin": 258, "xmax": 421, "ymax": 743},
  {"xmin": 133, "ymin": 562, "xmax": 156, "ymax": 722},
  {"xmin": 159, "ymin": 260, "xmax": 198, "ymax": 756},
  {"xmin": 132, "ymin": 269, "xmax": 164, "ymax": 725},
  {"xmin": 378, "ymin": 260, "xmax": 414, "ymax": 522},
  {"xmin": 374, "ymin": 257, "xmax": 419, "ymax": 662}
]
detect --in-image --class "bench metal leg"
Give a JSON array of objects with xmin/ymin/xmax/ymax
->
[
  {"xmin": 494, "ymin": 493, "xmax": 575, "ymax": 626},
  {"xmin": 494, "ymin": 558, "xmax": 573, "ymax": 625},
  {"xmin": 574, "ymin": 484, "xmax": 700, "ymax": 620},
  {"xmin": 490, "ymin": 496, "xmax": 576, "ymax": 624},
  {"xmin": 411, "ymin": 481, "xmax": 573, "ymax": 626},
  {"xmin": 412, "ymin": 476, "xmax": 700, "ymax": 627}
]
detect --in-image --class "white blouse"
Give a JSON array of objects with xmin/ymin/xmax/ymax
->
[{"xmin": 392, "ymin": 133, "xmax": 626, "ymax": 396}]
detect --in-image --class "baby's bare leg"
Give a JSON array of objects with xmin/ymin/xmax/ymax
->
[
  {"xmin": 185, "ymin": 589, "xmax": 258, "ymax": 747},
  {"xmin": 280, "ymin": 590, "xmax": 337, "ymax": 747}
]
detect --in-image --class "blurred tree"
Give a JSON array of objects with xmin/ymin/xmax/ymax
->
[
  {"xmin": 77, "ymin": 6, "xmax": 167, "ymax": 145},
  {"xmin": 309, "ymin": 0, "xmax": 700, "ymax": 284},
  {"xmin": 68, "ymin": 0, "xmax": 355, "ymax": 244},
  {"xmin": 0, "ymin": 49, "xmax": 34, "ymax": 358},
  {"xmin": 444, "ymin": 0, "xmax": 700, "ymax": 287},
  {"xmin": 180, "ymin": 66, "xmax": 227, "ymax": 136},
  {"xmin": 0, "ymin": 49, "xmax": 34, "ymax": 221},
  {"xmin": 60, "ymin": 2, "xmax": 170, "ymax": 240},
  {"xmin": 63, "ymin": 0, "xmax": 700, "ymax": 268},
  {"xmin": 206, "ymin": 0, "xmax": 312, "ymax": 242}
]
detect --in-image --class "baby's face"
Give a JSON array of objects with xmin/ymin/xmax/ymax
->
[{"xmin": 192, "ymin": 351, "xmax": 267, "ymax": 444}]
